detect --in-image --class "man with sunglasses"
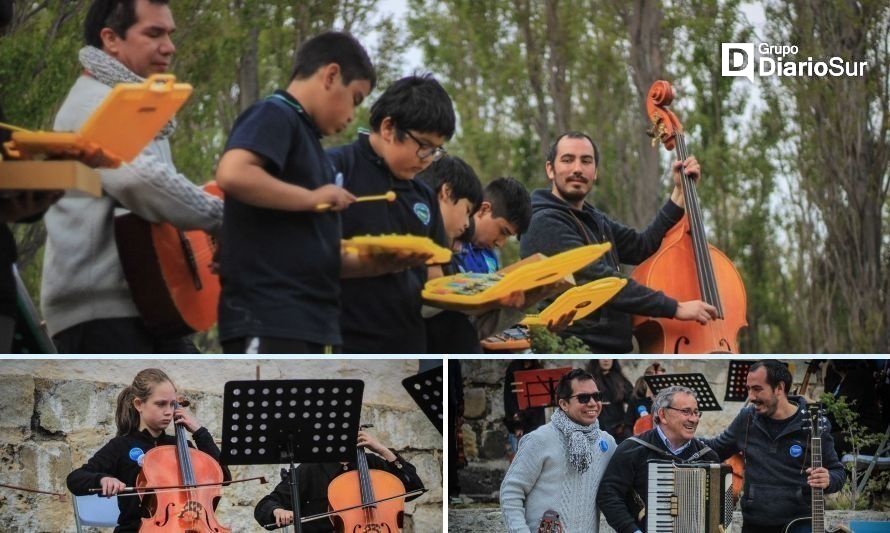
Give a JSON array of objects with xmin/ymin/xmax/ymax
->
[
  {"xmin": 703, "ymin": 360, "xmax": 845, "ymax": 533},
  {"xmin": 500, "ymin": 368, "xmax": 616, "ymax": 532},
  {"xmin": 597, "ymin": 385, "xmax": 718, "ymax": 533}
]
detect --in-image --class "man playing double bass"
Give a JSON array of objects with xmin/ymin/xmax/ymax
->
[
  {"xmin": 519, "ymin": 131, "xmax": 717, "ymax": 353},
  {"xmin": 254, "ymin": 428, "xmax": 424, "ymax": 531}
]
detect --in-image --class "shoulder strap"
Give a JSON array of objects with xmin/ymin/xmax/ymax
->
[{"xmin": 626, "ymin": 436, "xmax": 674, "ymax": 459}]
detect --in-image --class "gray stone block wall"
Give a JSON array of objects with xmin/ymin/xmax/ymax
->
[{"xmin": 0, "ymin": 360, "xmax": 442, "ymax": 532}]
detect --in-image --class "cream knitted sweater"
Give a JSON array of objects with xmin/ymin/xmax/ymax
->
[{"xmin": 500, "ymin": 421, "xmax": 616, "ymax": 533}]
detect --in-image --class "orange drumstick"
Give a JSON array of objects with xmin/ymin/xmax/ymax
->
[{"xmin": 316, "ymin": 191, "xmax": 396, "ymax": 211}]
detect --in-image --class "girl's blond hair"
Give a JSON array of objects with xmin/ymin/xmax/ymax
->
[{"xmin": 115, "ymin": 368, "xmax": 175, "ymax": 436}]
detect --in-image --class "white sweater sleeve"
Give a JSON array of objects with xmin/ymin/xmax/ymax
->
[
  {"xmin": 500, "ymin": 430, "xmax": 544, "ymax": 533},
  {"xmin": 102, "ymin": 146, "xmax": 223, "ymax": 234}
]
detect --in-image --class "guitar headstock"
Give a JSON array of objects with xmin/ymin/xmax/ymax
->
[{"xmin": 802, "ymin": 402, "xmax": 827, "ymax": 438}]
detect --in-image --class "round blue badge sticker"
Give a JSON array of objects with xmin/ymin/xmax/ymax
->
[
  {"xmin": 129, "ymin": 447, "xmax": 145, "ymax": 463},
  {"xmin": 599, "ymin": 440, "xmax": 609, "ymax": 452},
  {"xmin": 789, "ymin": 444, "xmax": 803, "ymax": 458},
  {"xmin": 413, "ymin": 202, "xmax": 431, "ymax": 225}
]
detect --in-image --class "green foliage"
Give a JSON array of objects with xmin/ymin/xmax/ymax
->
[
  {"xmin": 820, "ymin": 392, "xmax": 887, "ymax": 509},
  {"xmin": 528, "ymin": 326, "xmax": 590, "ymax": 354}
]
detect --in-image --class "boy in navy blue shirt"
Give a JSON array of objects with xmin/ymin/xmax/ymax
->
[
  {"xmin": 216, "ymin": 32, "xmax": 375, "ymax": 354},
  {"xmin": 329, "ymin": 74, "xmax": 456, "ymax": 353}
]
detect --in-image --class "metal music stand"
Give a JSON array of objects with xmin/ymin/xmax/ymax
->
[
  {"xmin": 220, "ymin": 379, "xmax": 364, "ymax": 533},
  {"xmin": 725, "ymin": 360, "xmax": 752, "ymax": 402},
  {"xmin": 402, "ymin": 366, "xmax": 443, "ymax": 434},
  {"xmin": 513, "ymin": 367, "xmax": 573, "ymax": 409},
  {"xmin": 644, "ymin": 373, "xmax": 722, "ymax": 412}
]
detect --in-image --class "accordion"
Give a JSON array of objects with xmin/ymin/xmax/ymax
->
[{"xmin": 646, "ymin": 461, "xmax": 735, "ymax": 533}]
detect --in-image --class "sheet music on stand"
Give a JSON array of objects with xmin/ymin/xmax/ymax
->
[
  {"xmin": 402, "ymin": 366, "xmax": 443, "ymax": 434},
  {"xmin": 221, "ymin": 379, "xmax": 364, "ymax": 533},
  {"xmin": 513, "ymin": 367, "xmax": 573, "ymax": 409},
  {"xmin": 725, "ymin": 360, "xmax": 753, "ymax": 402},
  {"xmin": 644, "ymin": 373, "xmax": 721, "ymax": 411}
]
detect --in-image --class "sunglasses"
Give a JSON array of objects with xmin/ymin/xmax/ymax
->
[{"xmin": 568, "ymin": 392, "xmax": 604, "ymax": 404}]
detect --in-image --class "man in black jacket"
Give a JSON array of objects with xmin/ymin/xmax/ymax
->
[
  {"xmin": 598, "ymin": 385, "xmax": 719, "ymax": 533},
  {"xmin": 519, "ymin": 131, "xmax": 717, "ymax": 352},
  {"xmin": 254, "ymin": 428, "xmax": 424, "ymax": 531},
  {"xmin": 704, "ymin": 360, "xmax": 846, "ymax": 533}
]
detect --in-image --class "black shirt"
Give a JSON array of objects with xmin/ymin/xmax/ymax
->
[
  {"xmin": 218, "ymin": 90, "xmax": 342, "ymax": 346},
  {"xmin": 254, "ymin": 452, "xmax": 424, "ymax": 532},
  {"xmin": 66, "ymin": 427, "xmax": 229, "ymax": 533},
  {"xmin": 328, "ymin": 133, "xmax": 448, "ymax": 353},
  {"xmin": 1, "ymin": 104, "xmax": 17, "ymax": 319}
]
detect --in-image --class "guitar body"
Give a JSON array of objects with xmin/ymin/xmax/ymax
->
[
  {"xmin": 783, "ymin": 516, "xmax": 850, "ymax": 533},
  {"xmin": 115, "ymin": 182, "xmax": 222, "ymax": 337}
]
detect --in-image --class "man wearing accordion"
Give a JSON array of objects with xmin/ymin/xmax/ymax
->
[{"xmin": 597, "ymin": 385, "xmax": 719, "ymax": 533}]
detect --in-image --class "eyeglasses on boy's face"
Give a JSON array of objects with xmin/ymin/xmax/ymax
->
[
  {"xmin": 404, "ymin": 129, "xmax": 447, "ymax": 161},
  {"xmin": 568, "ymin": 392, "xmax": 604, "ymax": 404}
]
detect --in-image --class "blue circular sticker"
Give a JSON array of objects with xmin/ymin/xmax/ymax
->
[
  {"xmin": 789, "ymin": 444, "xmax": 803, "ymax": 458},
  {"xmin": 129, "ymin": 447, "xmax": 144, "ymax": 463},
  {"xmin": 599, "ymin": 440, "xmax": 609, "ymax": 452},
  {"xmin": 413, "ymin": 202, "xmax": 431, "ymax": 225}
]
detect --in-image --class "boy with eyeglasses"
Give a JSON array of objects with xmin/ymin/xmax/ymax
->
[
  {"xmin": 598, "ymin": 385, "xmax": 718, "ymax": 533},
  {"xmin": 500, "ymin": 368, "xmax": 616, "ymax": 532},
  {"xmin": 328, "ymin": 74, "xmax": 455, "ymax": 353}
]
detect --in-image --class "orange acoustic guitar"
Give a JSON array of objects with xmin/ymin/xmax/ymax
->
[{"xmin": 115, "ymin": 182, "xmax": 223, "ymax": 337}]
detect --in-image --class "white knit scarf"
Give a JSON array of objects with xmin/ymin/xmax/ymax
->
[
  {"xmin": 551, "ymin": 408, "xmax": 602, "ymax": 474},
  {"xmin": 78, "ymin": 45, "xmax": 176, "ymax": 138}
]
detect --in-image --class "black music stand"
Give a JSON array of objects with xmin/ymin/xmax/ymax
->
[
  {"xmin": 725, "ymin": 360, "xmax": 752, "ymax": 402},
  {"xmin": 221, "ymin": 379, "xmax": 364, "ymax": 533},
  {"xmin": 513, "ymin": 367, "xmax": 574, "ymax": 409},
  {"xmin": 644, "ymin": 373, "xmax": 721, "ymax": 411},
  {"xmin": 402, "ymin": 366, "xmax": 443, "ymax": 434}
]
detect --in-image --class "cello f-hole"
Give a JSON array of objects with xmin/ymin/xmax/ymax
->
[{"xmin": 673, "ymin": 336, "xmax": 690, "ymax": 354}]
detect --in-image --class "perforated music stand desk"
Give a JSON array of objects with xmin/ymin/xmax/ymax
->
[
  {"xmin": 221, "ymin": 379, "xmax": 364, "ymax": 533},
  {"xmin": 402, "ymin": 366, "xmax": 443, "ymax": 435},
  {"xmin": 513, "ymin": 367, "xmax": 573, "ymax": 410},
  {"xmin": 725, "ymin": 360, "xmax": 752, "ymax": 402},
  {"xmin": 644, "ymin": 373, "xmax": 722, "ymax": 412}
]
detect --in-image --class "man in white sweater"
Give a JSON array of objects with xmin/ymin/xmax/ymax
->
[
  {"xmin": 500, "ymin": 368, "xmax": 616, "ymax": 532},
  {"xmin": 42, "ymin": 0, "xmax": 222, "ymax": 353}
]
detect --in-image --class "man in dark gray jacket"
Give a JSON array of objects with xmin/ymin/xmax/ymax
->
[
  {"xmin": 519, "ymin": 131, "xmax": 717, "ymax": 352},
  {"xmin": 704, "ymin": 360, "xmax": 846, "ymax": 532}
]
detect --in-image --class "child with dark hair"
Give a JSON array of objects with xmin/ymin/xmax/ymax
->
[
  {"xmin": 329, "ymin": 73, "xmax": 456, "ymax": 354},
  {"xmin": 416, "ymin": 155, "xmax": 483, "ymax": 241},
  {"xmin": 216, "ymin": 31, "xmax": 375, "ymax": 354},
  {"xmin": 67, "ymin": 368, "xmax": 229, "ymax": 532},
  {"xmin": 455, "ymin": 176, "xmax": 532, "ymax": 274}
]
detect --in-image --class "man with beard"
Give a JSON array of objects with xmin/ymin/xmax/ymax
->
[
  {"xmin": 597, "ymin": 385, "xmax": 719, "ymax": 533},
  {"xmin": 500, "ymin": 368, "xmax": 616, "ymax": 532},
  {"xmin": 519, "ymin": 131, "xmax": 717, "ymax": 353},
  {"xmin": 704, "ymin": 360, "xmax": 845, "ymax": 533}
]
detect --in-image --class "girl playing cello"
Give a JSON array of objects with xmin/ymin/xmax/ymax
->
[
  {"xmin": 254, "ymin": 428, "xmax": 424, "ymax": 531},
  {"xmin": 66, "ymin": 368, "xmax": 231, "ymax": 532}
]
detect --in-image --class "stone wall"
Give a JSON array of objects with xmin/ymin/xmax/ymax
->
[
  {"xmin": 454, "ymin": 358, "xmax": 828, "ymax": 501},
  {"xmin": 0, "ymin": 360, "xmax": 442, "ymax": 532}
]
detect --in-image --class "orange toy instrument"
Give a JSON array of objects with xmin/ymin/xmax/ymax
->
[{"xmin": 632, "ymin": 80, "xmax": 748, "ymax": 354}]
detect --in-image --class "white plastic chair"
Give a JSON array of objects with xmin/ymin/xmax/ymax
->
[{"xmin": 72, "ymin": 494, "xmax": 119, "ymax": 532}]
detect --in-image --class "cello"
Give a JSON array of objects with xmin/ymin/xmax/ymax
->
[
  {"xmin": 136, "ymin": 399, "xmax": 230, "ymax": 533},
  {"xmin": 326, "ymin": 435, "xmax": 407, "ymax": 532},
  {"xmin": 632, "ymin": 80, "xmax": 748, "ymax": 354}
]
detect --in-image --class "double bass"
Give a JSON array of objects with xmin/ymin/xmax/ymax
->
[
  {"xmin": 327, "ymin": 439, "xmax": 407, "ymax": 532},
  {"xmin": 136, "ymin": 399, "xmax": 230, "ymax": 533},
  {"xmin": 632, "ymin": 80, "xmax": 748, "ymax": 354}
]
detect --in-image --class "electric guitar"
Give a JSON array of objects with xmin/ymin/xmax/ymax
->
[{"xmin": 783, "ymin": 403, "xmax": 849, "ymax": 533}]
